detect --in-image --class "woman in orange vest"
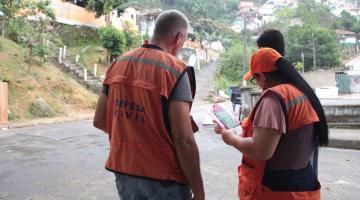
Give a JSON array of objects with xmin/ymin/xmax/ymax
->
[{"xmin": 214, "ymin": 48, "xmax": 328, "ymax": 199}]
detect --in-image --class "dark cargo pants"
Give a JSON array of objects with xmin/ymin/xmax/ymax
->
[{"xmin": 114, "ymin": 172, "xmax": 192, "ymax": 200}]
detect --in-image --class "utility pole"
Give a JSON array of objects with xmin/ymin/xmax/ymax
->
[
  {"xmin": 312, "ymin": 33, "xmax": 316, "ymax": 71},
  {"xmin": 301, "ymin": 51, "xmax": 305, "ymax": 74},
  {"xmin": 242, "ymin": 15, "xmax": 247, "ymax": 72}
]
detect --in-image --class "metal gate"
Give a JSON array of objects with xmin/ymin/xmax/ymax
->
[{"xmin": 336, "ymin": 72, "xmax": 360, "ymax": 94}]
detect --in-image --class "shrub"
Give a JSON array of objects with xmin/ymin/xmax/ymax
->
[
  {"xmin": 99, "ymin": 26, "xmax": 126, "ymax": 61},
  {"xmin": 1, "ymin": 74, "xmax": 10, "ymax": 82},
  {"xmin": 33, "ymin": 44, "xmax": 51, "ymax": 63},
  {"xmin": 5, "ymin": 18, "xmax": 29, "ymax": 44}
]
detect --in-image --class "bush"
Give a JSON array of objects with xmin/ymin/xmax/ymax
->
[
  {"xmin": 33, "ymin": 44, "xmax": 51, "ymax": 63},
  {"xmin": 5, "ymin": 18, "xmax": 29, "ymax": 44},
  {"xmin": 8, "ymin": 111, "xmax": 16, "ymax": 121},
  {"xmin": 99, "ymin": 26, "xmax": 126, "ymax": 61},
  {"xmin": 219, "ymin": 41, "xmax": 248, "ymax": 82},
  {"xmin": 125, "ymin": 31, "xmax": 142, "ymax": 50},
  {"xmin": 123, "ymin": 20, "xmax": 142, "ymax": 50},
  {"xmin": 1, "ymin": 74, "xmax": 10, "ymax": 82}
]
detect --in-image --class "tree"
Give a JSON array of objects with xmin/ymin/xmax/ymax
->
[
  {"xmin": 286, "ymin": 25, "xmax": 340, "ymax": 71},
  {"xmin": 336, "ymin": 10, "xmax": 360, "ymax": 36},
  {"xmin": 339, "ymin": 10, "xmax": 357, "ymax": 30},
  {"xmin": 158, "ymin": 0, "xmax": 238, "ymax": 24},
  {"xmin": 219, "ymin": 41, "xmax": 255, "ymax": 82},
  {"xmin": 86, "ymin": 0, "xmax": 130, "ymax": 26},
  {"xmin": 122, "ymin": 20, "xmax": 142, "ymax": 51},
  {"xmin": 26, "ymin": 0, "xmax": 57, "ymax": 67},
  {"xmin": 135, "ymin": 0, "xmax": 161, "ymax": 8},
  {"xmin": 295, "ymin": 0, "xmax": 336, "ymax": 29},
  {"xmin": 272, "ymin": 0, "xmax": 337, "ymax": 30},
  {"xmin": 0, "ymin": 0, "xmax": 27, "ymax": 37},
  {"xmin": 1, "ymin": 0, "xmax": 59, "ymax": 67},
  {"xmin": 99, "ymin": 26, "xmax": 126, "ymax": 62}
]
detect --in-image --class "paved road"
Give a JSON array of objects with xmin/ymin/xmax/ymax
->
[
  {"xmin": 1, "ymin": 63, "xmax": 360, "ymax": 199},
  {"xmin": 1, "ymin": 106, "xmax": 360, "ymax": 199},
  {"xmin": 193, "ymin": 62, "xmax": 217, "ymax": 103}
]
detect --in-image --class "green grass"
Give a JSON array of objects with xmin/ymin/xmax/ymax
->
[
  {"xmin": 0, "ymin": 37, "xmax": 24, "ymax": 55},
  {"xmin": 68, "ymin": 43, "xmax": 108, "ymax": 77},
  {"xmin": 0, "ymin": 37, "xmax": 98, "ymax": 121},
  {"xmin": 59, "ymin": 23, "xmax": 99, "ymax": 47}
]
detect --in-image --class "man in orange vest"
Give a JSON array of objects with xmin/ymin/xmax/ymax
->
[{"xmin": 94, "ymin": 10, "xmax": 204, "ymax": 200}]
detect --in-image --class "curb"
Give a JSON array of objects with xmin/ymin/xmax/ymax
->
[
  {"xmin": 0, "ymin": 114, "xmax": 93, "ymax": 130},
  {"xmin": 1, "ymin": 113, "xmax": 360, "ymax": 151},
  {"xmin": 327, "ymin": 138, "xmax": 360, "ymax": 150}
]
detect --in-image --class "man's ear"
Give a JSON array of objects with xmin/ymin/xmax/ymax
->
[{"xmin": 175, "ymin": 32, "xmax": 183, "ymax": 44}]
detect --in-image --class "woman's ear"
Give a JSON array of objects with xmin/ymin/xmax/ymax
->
[{"xmin": 258, "ymin": 73, "xmax": 266, "ymax": 80}]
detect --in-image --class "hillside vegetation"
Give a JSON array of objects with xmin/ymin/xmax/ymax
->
[{"xmin": 0, "ymin": 37, "xmax": 98, "ymax": 122}]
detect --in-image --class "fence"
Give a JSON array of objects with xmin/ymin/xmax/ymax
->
[{"xmin": 336, "ymin": 72, "xmax": 360, "ymax": 94}]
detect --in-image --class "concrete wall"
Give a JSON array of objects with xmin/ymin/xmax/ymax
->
[
  {"xmin": 48, "ymin": 0, "xmax": 137, "ymax": 30},
  {"xmin": 323, "ymin": 105, "xmax": 360, "ymax": 123},
  {"xmin": 0, "ymin": 82, "xmax": 8, "ymax": 124},
  {"xmin": 240, "ymin": 88, "xmax": 360, "ymax": 124},
  {"xmin": 50, "ymin": 0, "xmax": 104, "ymax": 28},
  {"xmin": 302, "ymin": 70, "xmax": 336, "ymax": 88}
]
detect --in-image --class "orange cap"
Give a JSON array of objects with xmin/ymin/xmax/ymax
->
[{"xmin": 243, "ymin": 48, "xmax": 282, "ymax": 81}]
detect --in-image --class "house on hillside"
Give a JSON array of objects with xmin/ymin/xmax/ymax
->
[
  {"xmin": 321, "ymin": 0, "xmax": 359, "ymax": 16},
  {"xmin": 236, "ymin": 2, "xmax": 260, "ymax": 31},
  {"xmin": 137, "ymin": 8, "xmax": 162, "ymax": 38},
  {"xmin": 336, "ymin": 29, "xmax": 357, "ymax": 46},
  {"xmin": 233, "ymin": 0, "xmax": 298, "ymax": 32},
  {"xmin": 238, "ymin": 2, "xmax": 258, "ymax": 18},
  {"xmin": 258, "ymin": 4, "xmax": 275, "ymax": 24},
  {"xmin": 345, "ymin": 54, "xmax": 360, "ymax": 71}
]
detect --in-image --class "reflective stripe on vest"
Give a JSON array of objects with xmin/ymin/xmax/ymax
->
[
  {"xmin": 117, "ymin": 56, "xmax": 181, "ymax": 78},
  {"xmin": 286, "ymin": 95, "xmax": 307, "ymax": 109}
]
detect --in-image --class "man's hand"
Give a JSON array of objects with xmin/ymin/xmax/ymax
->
[
  {"xmin": 193, "ymin": 193, "xmax": 205, "ymax": 200},
  {"xmin": 93, "ymin": 93, "xmax": 108, "ymax": 133}
]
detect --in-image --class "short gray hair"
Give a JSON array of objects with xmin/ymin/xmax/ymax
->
[{"xmin": 153, "ymin": 10, "xmax": 189, "ymax": 39}]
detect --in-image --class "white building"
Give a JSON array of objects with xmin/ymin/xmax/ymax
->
[
  {"xmin": 336, "ymin": 29, "xmax": 357, "ymax": 45},
  {"xmin": 258, "ymin": 0, "xmax": 297, "ymax": 25},
  {"xmin": 345, "ymin": 54, "xmax": 360, "ymax": 71},
  {"xmin": 320, "ymin": 0, "xmax": 359, "ymax": 16}
]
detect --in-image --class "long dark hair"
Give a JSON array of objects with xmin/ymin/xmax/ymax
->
[
  {"xmin": 257, "ymin": 29, "xmax": 285, "ymax": 56},
  {"xmin": 266, "ymin": 58, "xmax": 329, "ymax": 146}
]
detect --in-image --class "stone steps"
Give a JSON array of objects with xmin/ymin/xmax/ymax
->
[{"xmin": 55, "ymin": 58, "xmax": 102, "ymax": 93}]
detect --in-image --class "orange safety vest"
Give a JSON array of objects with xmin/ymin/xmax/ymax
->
[
  {"xmin": 238, "ymin": 84, "xmax": 321, "ymax": 200},
  {"xmin": 103, "ymin": 44, "xmax": 197, "ymax": 184}
]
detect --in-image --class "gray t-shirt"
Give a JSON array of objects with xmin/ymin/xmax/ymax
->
[
  {"xmin": 102, "ymin": 72, "xmax": 193, "ymax": 102},
  {"xmin": 171, "ymin": 72, "xmax": 193, "ymax": 102}
]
